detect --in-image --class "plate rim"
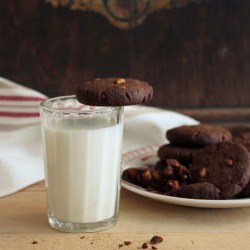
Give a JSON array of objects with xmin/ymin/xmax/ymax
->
[{"xmin": 121, "ymin": 145, "xmax": 250, "ymax": 208}]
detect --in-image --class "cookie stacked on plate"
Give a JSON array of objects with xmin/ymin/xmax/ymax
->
[{"xmin": 122, "ymin": 124, "xmax": 250, "ymax": 200}]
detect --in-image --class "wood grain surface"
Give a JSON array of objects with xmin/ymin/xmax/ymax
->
[
  {"xmin": 1, "ymin": 182, "xmax": 250, "ymax": 250},
  {"xmin": 0, "ymin": 0, "xmax": 249, "ymax": 109}
]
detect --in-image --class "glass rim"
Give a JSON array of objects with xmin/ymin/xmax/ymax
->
[{"xmin": 39, "ymin": 95, "xmax": 122, "ymax": 114}]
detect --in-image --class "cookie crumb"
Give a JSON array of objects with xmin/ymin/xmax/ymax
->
[
  {"xmin": 124, "ymin": 241, "xmax": 131, "ymax": 245},
  {"xmin": 118, "ymin": 244, "xmax": 123, "ymax": 248},
  {"xmin": 142, "ymin": 242, "xmax": 148, "ymax": 249},
  {"xmin": 80, "ymin": 236, "xmax": 85, "ymax": 239},
  {"xmin": 150, "ymin": 235, "xmax": 163, "ymax": 244},
  {"xmin": 32, "ymin": 241, "xmax": 38, "ymax": 244},
  {"xmin": 151, "ymin": 246, "xmax": 158, "ymax": 249}
]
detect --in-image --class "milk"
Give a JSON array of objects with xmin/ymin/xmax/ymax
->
[{"xmin": 42, "ymin": 118, "xmax": 123, "ymax": 224}]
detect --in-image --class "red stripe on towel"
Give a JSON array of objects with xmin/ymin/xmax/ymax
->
[
  {"xmin": 0, "ymin": 96, "xmax": 46, "ymax": 102},
  {"xmin": 0, "ymin": 111, "xmax": 40, "ymax": 117}
]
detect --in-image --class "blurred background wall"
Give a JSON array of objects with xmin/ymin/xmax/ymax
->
[{"xmin": 0, "ymin": 0, "xmax": 249, "ymax": 110}]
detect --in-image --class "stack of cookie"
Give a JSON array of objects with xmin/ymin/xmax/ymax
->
[{"xmin": 122, "ymin": 124, "xmax": 250, "ymax": 200}]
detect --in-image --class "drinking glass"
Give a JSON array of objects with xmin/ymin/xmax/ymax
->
[{"xmin": 40, "ymin": 95, "xmax": 124, "ymax": 232}]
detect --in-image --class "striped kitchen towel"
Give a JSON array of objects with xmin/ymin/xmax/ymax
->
[
  {"xmin": 0, "ymin": 77, "xmax": 47, "ymax": 128},
  {"xmin": 0, "ymin": 77, "xmax": 47, "ymax": 197}
]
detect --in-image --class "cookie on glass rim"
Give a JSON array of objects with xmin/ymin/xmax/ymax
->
[{"xmin": 76, "ymin": 77, "xmax": 153, "ymax": 106}]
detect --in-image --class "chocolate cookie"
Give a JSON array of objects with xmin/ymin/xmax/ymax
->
[
  {"xmin": 190, "ymin": 142, "xmax": 250, "ymax": 199},
  {"xmin": 76, "ymin": 78, "xmax": 153, "ymax": 106},
  {"xmin": 233, "ymin": 132, "xmax": 250, "ymax": 152},
  {"xmin": 157, "ymin": 144, "xmax": 202, "ymax": 165},
  {"xmin": 172, "ymin": 182, "xmax": 220, "ymax": 199},
  {"xmin": 166, "ymin": 125, "xmax": 232, "ymax": 146}
]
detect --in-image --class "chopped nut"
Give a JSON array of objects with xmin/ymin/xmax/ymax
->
[
  {"xmin": 199, "ymin": 167, "xmax": 207, "ymax": 178},
  {"xmin": 142, "ymin": 170, "xmax": 152, "ymax": 181},
  {"xmin": 152, "ymin": 246, "xmax": 158, "ymax": 250},
  {"xmin": 142, "ymin": 242, "xmax": 148, "ymax": 249},
  {"xmin": 32, "ymin": 241, "xmax": 38, "ymax": 244},
  {"xmin": 152, "ymin": 171, "xmax": 160, "ymax": 180},
  {"xmin": 168, "ymin": 180, "xmax": 180, "ymax": 190},
  {"xmin": 225, "ymin": 158, "xmax": 233, "ymax": 166},
  {"xmin": 127, "ymin": 168, "xmax": 137, "ymax": 178},
  {"xmin": 150, "ymin": 235, "xmax": 163, "ymax": 244},
  {"xmin": 118, "ymin": 244, "xmax": 123, "ymax": 248},
  {"xmin": 115, "ymin": 78, "xmax": 126, "ymax": 84}
]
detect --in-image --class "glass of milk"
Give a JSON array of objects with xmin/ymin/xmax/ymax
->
[{"xmin": 39, "ymin": 95, "xmax": 124, "ymax": 232}]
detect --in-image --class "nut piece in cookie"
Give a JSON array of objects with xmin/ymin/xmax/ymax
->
[
  {"xmin": 172, "ymin": 182, "xmax": 220, "ymax": 200},
  {"xmin": 166, "ymin": 124, "xmax": 232, "ymax": 146},
  {"xmin": 76, "ymin": 77, "xmax": 153, "ymax": 106},
  {"xmin": 190, "ymin": 142, "xmax": 250, "ymax": 199}
]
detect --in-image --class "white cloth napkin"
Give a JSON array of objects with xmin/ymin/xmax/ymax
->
[
  {"xmin": 0, "ymin": 78, "xmax": 47, "ymax": 197},
  {"xmin": 0, "ymin": 77, "xmax": 198, "ymax": 197}
]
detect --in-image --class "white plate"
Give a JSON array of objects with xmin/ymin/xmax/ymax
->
[{"xmin": 121, "ymin": 145, "xmax": 250, "ymax": 209}]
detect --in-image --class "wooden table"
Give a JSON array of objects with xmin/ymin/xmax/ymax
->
[{"xmin": 1, "ymin": 180, "xmax": 250, "ymax": 250}]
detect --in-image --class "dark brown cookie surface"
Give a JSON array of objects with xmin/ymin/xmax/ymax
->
[
  {"xmin": 190, "ymin": 142, "xmax": 250, "ymax": 199},
  {"xmin": 76, "ymin": 78, "xmax": 153, "ymax": 106},
  {"xmin": 233, "ymin": 132, "xmax": 250, "ymax": 152},
  {"xmin": 157, "ymin": 144, "xmax": 202, "ymax": 165},
  {"xmin": 166, "ymin": 125, "xmax": 232, "ymax": 146},
  {"xmin": 173, "ymin": 182, "xmax": 220, "ymax": 200}
]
